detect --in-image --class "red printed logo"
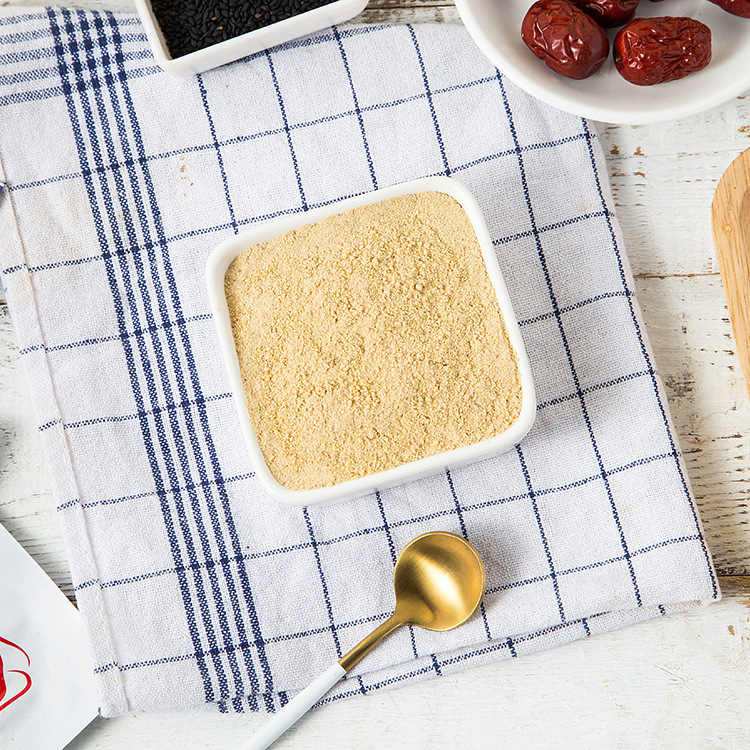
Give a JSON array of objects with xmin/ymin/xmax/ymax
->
[{"xmin": 0, "ymin": 635, "xmax": 32, "ymax": 712}]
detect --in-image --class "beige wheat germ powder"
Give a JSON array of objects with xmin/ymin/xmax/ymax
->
[{"xmin": 225, "ymin": 191, "xmax": 522, "ymax": 491}]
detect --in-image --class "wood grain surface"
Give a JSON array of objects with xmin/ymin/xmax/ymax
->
[
  {"xmin": 712, "ymin": 147, "xmax": 750, "ymax": 404},
  {"xmin": 1, "ymin": 1, "xmax": 750, "ymax": 747}
]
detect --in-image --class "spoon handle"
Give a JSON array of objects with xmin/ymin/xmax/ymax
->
[{"xmin": 241, "ymin": 663, "xmax": 345, "ymax": 750}]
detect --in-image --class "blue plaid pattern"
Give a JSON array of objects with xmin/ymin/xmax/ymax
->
[{"xmin": 0, "ymin": 9, "xmax": 718, "ymax": 716}]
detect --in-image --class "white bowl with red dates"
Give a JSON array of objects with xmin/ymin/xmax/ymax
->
[{"xmin": 454, "ymin": 0, "xmax": 750, "ymax": 123}]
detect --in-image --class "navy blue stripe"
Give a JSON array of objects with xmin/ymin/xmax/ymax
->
[
  {"xmin": 197, "ymin": 74, "xmax": 237, "ymax": 232},
  {"xmin": 375, "ymin": 492, "xmax": 397, "ymax": 565},
  {"xmin": 57, "ymin": 471, "xmax": 255, "ymax": 512},
  {"xmin": 0, "ymin": 45, "xmax": 152, "ymax": 66},
  {"xmin": 111, "ymin": 614, "xmax": 389, "ymax": 671},
  {"xmin": 19, "ymin": 312, "xmax": 212, "ymax": 357},
  {"xmin": 87, "ymin": 531, "xmax": 696, "ymax": 675},
  {"xmin": 17, "ymin": 281, "xmax": 634, "ymax": 365},
  {"xmin": 1, "ymin": 193, "xmax": 609, "ymax": 282},
  {"xmin": 99, "ymin": 611, "xmax": 392, "ymax": 674},
  {"xmin": 95, "ymin": 525, "xmax": 688, "ymax": 676},
  {"xmin": 579, "ymin": 120, "xmax": 719, "ymax": 601},
  {"xmin": 45, "ymin": 22, "xmax": 384, "ymax": 132},
  {"xmin": 430, "ymin": 653, "xmax": 442, "ymax": 676},
  {"xmin": 374, "ymin": 491, "xmax": 420, "ymax": 657},
  {"xmin": 43, "ymin": 369, "xmax": 651, "ymax": 520},
  {"xmin": 519, "ymin": 290, "xmax": 632, "ymax": 328},
  {"xmin": 0, "ymin": 64, "xmax": 160, "ymax": 106},
  {"xmin": 74, "ymin": 451, "xmax": 678, "ymax": 592},
  {"xmin": 56, "ymin": 498, "xmax": 81, "ymax": 512},
  {"xmin": 0, "ymin": 46, "xmax": 64, "ymax": 64},
  {"xmin": 485, "ymin": 534, "xmax": 702, "ymax": 597},
  {"xmin": 0, "ymin": 84, "xmax": 62, "ymax": 107},
  {"xmin": 302, "ymin": 508, "xmax": 342, "ymax": 657},
  {"xmin": 436, "ymin": 640, "xmax": 512, "ymax": 669},
  {"xmin": 0, "ymin": 25, "xmax": 60, "ymax": 44},
  {"xmin": 330, "ymin": 663, "xmax": 438, "ymax": 703},
  {"xmin": 0, "ymin": 11, "xmax": 52, "ymax": 26},
  {"xmin": 0, "ymin": 12, "xmax": 137, "ymax": 28},
  {"xmin": 65, "ymin": 444, "xmax": 675, "ymax": 532},
  {"xmin": 45, "ymin": 392, "xmax": 232, "ymax": 432},
  {"xmin": 0, "ymin": 25, "xmax": 144, "ymax": 43},
  {"xmin": 6, "ymin": 85, "xmax": 585, "ymax": 194},
  {"xmin": 80, "ymin": 11, "xmax": 241, "ymax": 704},
  {"xmin": 81, "ymin": 7, "xmax": 238, "ymax": 700},
  {"xmin": 46, "ymin": 7, "xmax": 214, "ymax": 701},
  {"xmin": 19, "ymin": 282, "xmax": 622, "ymax": 356},
  {"xmin": 445, "ymin": 469, "xmax": 493, "ymax": 641},
  {"xmin": 536, "ymin": 369, "xmax": 651, "ymax": 411},
  {"xmin": 497, "ymin": 73, "xmax": 642, "ymax": 608},
  {"xmin": 493, "ymin": 210, "xmax": 612, "ymax": 247},
  {"xmin": 516, "ymin": 445, "xmax": 566, "ymax": 622},
  {"xmin": 408, "ymin": 25, "xmax": 450, "ymax": 176},
  {"xmin": 105, "ymin": 8, "xmax": 275, "ymax": 704},
  {"xmin": 0, "ymin": 16, "xmax": 378, "ymax": 76},
  {"xmin": 9, "ymin": 171, "xmax": 81, "ymax": 191},
  {"xmin": 438, "ymin": 614, "xmax": 601, "ymax": 670},
  {"xmin": 356, "ymin": 675, "xmax": 367, "ymax": 695},
  {"xmin": 264, "ymin": 610, "xmax": 387, "ymax": 646},
  {"xmin": 0, "ymin": 11, "xmax": 133, "ymax": 28},
  {"xmin": 265, "ymin": 49, "xmax": 307, "ymax": 211},
  {"xmin": 332, "ymin": 25, "xmax": 377, "ymax": 191},
  {"xmin": 445, "ymin": 470, "xmax": 468, "ymax": 539},
  {"xmin": 89, "ymin": 6, "xmax": 265, "ymax": 704},
  {"xmin": 9, "ymin": 142, "xmax": 215, "ymax": 192}
]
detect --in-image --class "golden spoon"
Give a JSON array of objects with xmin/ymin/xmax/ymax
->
[{"xmin": 244, "ymin": 530, "xmax": 486, "ymax": 750}]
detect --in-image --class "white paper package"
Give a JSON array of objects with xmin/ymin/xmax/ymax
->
[{"xmin": 0, "ymin": 522, "xmax": 99, "ymax": 748}]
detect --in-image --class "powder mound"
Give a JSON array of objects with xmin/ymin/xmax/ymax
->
[{"xmin": 225, "ymin": 191, "xmax": 522, "ymax": 491}]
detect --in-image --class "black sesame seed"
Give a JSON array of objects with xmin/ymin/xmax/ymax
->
[{"xmin": 150, "ymin": 0, "xmax": 336, "ymax": 58}]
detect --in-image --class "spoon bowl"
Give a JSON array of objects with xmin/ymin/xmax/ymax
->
[
  {"xmin": 393, "ymin": 531, "xmax": 486, "ymax": 631},
  {"xmin": 339, "ymin": 531, "xmax": 486, "ymax": 670}
]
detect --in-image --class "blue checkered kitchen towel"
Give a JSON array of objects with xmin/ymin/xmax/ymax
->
[{"xmin": 0, "ymin": 8, "xmax": 719, "ymax": 716}]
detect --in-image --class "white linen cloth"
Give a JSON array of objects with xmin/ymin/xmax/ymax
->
[{"xmin": 0, "ymin": 8, "xmax": 719, "ymax": 716}]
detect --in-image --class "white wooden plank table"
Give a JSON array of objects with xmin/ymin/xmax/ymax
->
[{"xmin": 1, "ymin": 1, "xmax": 750, "ymax": 747}]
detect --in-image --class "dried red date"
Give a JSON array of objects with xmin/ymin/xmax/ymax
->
[
  {"xmin": 521, "ymin": 0, "xmax": 610, "ymax": 80},
  {"xmin": 569, "ymin": 0, "xmax": 639, "ymax": 28},
  {"xmin": 613, "ymin": 17, "xmax": 712, "ymax": 85},
  {"xmin": 707, "ymin": 0, "xmax": 750, "ymax": 17}
]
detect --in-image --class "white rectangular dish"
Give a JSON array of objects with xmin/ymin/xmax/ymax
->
[
  {"xmin": 206, "ymin": 176, "xmax": 536, "ymax": 505},
  {"xmin": 134, "ymin": 0, "xmax": 369, "ymax": 76}
]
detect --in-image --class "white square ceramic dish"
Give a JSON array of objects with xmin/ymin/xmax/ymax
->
[
  {"xmin": 206, "ymin": 176, "xmax": 536, "ymax": 505},
  {"xmin": 134, "ymin": 0, "xmax": 369, "ymax": 76}
]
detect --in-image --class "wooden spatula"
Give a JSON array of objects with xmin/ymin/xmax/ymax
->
[{"xmin": 712, "ymin": 147, "xmax": 750, "ymax": 402}]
